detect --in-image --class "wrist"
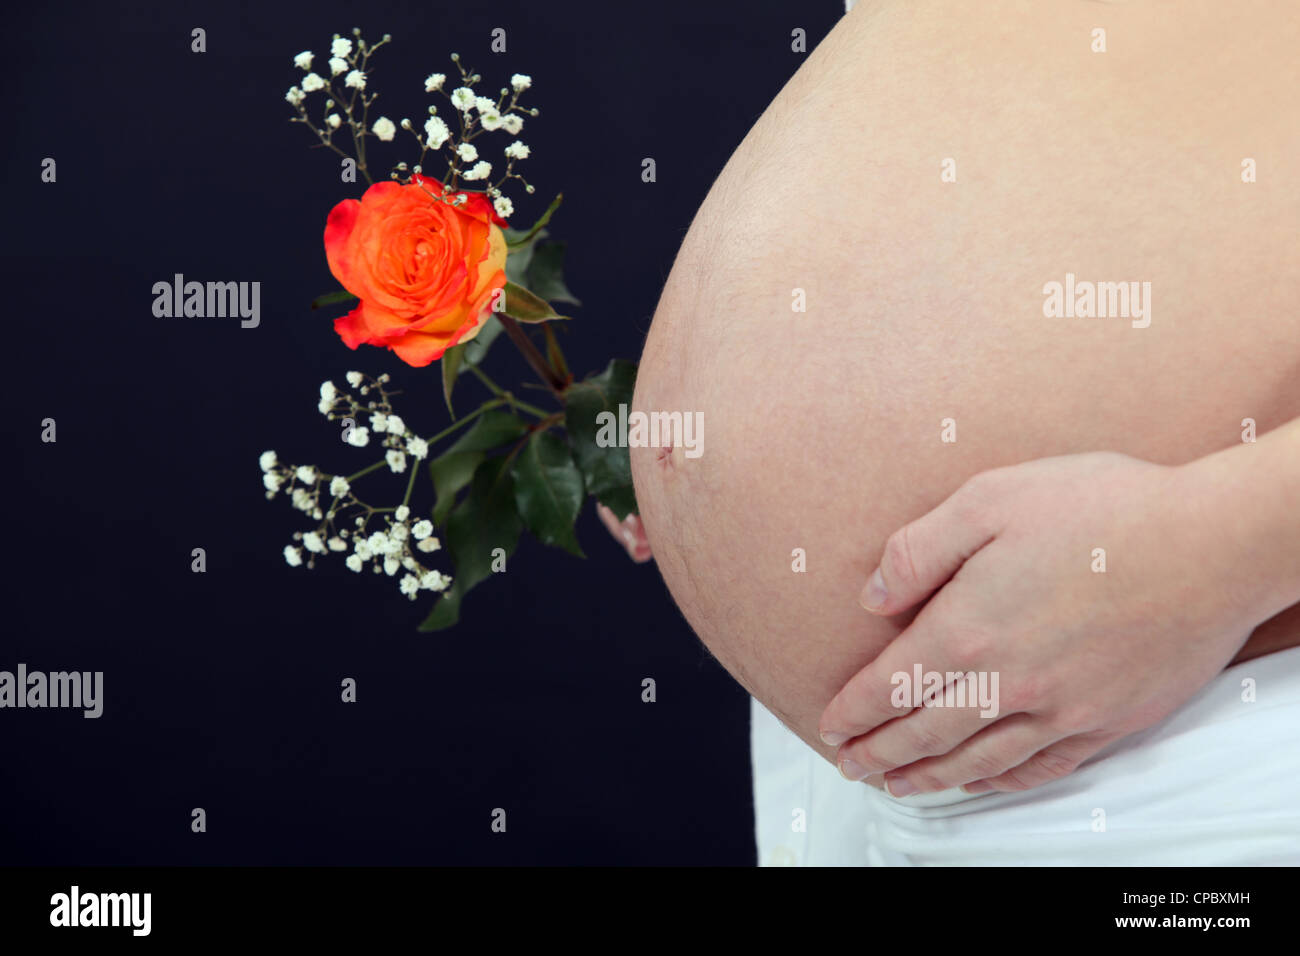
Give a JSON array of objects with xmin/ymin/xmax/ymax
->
[{"xmin": 1176, "ymin": 419, "xmax": 1300, "ymax": 627}]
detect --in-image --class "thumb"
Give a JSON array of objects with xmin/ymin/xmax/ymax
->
[{"xmin": 861, "ymin": 478, "xmax": 1000, "ymax": 615}]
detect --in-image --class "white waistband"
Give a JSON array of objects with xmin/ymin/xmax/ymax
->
[{"xmin": 753, "ymin": 643, "xmax": 1300, "ymax": 865}]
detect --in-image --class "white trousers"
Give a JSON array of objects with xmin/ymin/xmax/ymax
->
[{"xmin": 751, "ymin": 644, "xmax": 1300, "ymax": 865}]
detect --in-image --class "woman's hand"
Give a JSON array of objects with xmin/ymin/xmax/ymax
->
[
  {"xmin": 596, "ymin": 502, "xmax": 653, "ymax": 563},
  {"xmin": 818, "ymin": 448, "xmax": 1284, "ymax": 798}
]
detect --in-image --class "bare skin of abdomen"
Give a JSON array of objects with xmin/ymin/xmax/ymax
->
[{"xmin": 630, "ymin": 0, "xmax": 1300, "ymax": 764}]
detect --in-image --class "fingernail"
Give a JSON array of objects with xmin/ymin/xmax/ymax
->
[
  {"xmin": 885, "ymin": 775, "xmax": 917, "ymax": 797},
  {"xmin": 860, "ymin": 568, "xmax": 888, "ymax": 611},
  {"xmin": 820, "ymin": 730, "xmax": 849, "ymax": 747},
  {"xmin": 838, "ymin": 759, "xmax": 869, "ymax": 781},
  {"xmin": 961, "ymin": 781, "xmax": 993, "ymax": 794}
]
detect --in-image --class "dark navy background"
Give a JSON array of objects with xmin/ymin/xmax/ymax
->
[{"xmin": 2, "ymin": 0, "xmax": 838, "ymax": 864}]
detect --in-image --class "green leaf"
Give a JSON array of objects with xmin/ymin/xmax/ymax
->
[
  {"xmin": 441, "ymin": 344, "xmax": 466, "ymax": 416},
  {"xmin": 511, "ymin": 431, "xmax": 586, "ymax": 558},
  {"xmin": 429, "ymin": 450, "xmax": 483, "ymax": 528},
  {"xmin": 505, "ymin": 193, "xmax": 563, "ymax": 249},
  {"xmin": 445, "ymin": 410, "xmax": 529, "ymax": 455},
  {"xmin": 461, "ymin": 314, "xmax": 505, "ymax": 368},
  {"xmin": 428, "ymin": 412, "xmax": 527, "ymax": 529},
  {"xmin": 563, "ymin": 359, "xmax": 640, "ymax": 520},
  {"xmin": 503, "ymin": 227, "xmax": 549, "ymax": 286},
  {"xmin": 310, "ymin": 289, "xmax": 357, "ymax": 310},
  {"xmin": 502, "ymin": 281, "xmax": 570, "ymax": 324},
  {"xmin": 525, "ymin": 241, "xmax": 581, "ymax": 306},
  {"xmin": 418, "ymin": 455, "xmax": 523, "ymax": 632}
]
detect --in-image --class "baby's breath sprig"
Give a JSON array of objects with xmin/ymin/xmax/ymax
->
[
  {"xmin": 286, "ymin": 29, "xmax": 395, "ymax": 185},
  {"xmin": 260, "ymin": 372, "xmax": 451, "ymax": 601},
  {"xmin": 390, "ymin": 54, "xmax": 535, "ymax": 221},
  {"xmin": 288, "ymin": 34, "xmax": 536, "ymax": 221}
]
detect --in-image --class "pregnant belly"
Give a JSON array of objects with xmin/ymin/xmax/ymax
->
[{"xmin": 630, "ymin": 0, "xmax": 1300, "ymax": 760}]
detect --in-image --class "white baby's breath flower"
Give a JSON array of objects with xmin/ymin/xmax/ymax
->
[
  {"xmin": 367, "ymin": 531, "xmax": 389, "ymax": 554},
  {"xmin": 425, "ymin": 72, "xmax": 446, "ymax": 92},
  {"xmin": 478, "ymin": 109, "xmax": 503, "ymax": 131},
  {"xmin": 329, "ymin": 475, "xmax": 350, "ymax": 497},
  {"xmin": 328, "ymin": 537, "xmax": 347, "ymax": 552},
  {"xmin": 384, "ymin": 556, "xmax": 400, "ymax": 576},
  {"xmin": 510, "ymin": 73, "xmax": 531, "ymax": 92},
  {"xmin": 345, "ymin": 371, "xmax": 363, "ymax": 386},
  {"xmin": 504, "ymin": 141, "xmax": 530, "ymax": 160},
  {"xmin": 301, "ymin": 72, "xmax": 326, "ymax": 93},
  {"xmin": 320, "ymin": 380, "xmax": 337, "ymax": 402},
  {"xmin": 294, "ymin": 51, "xmax": 314, "ymax": 70},
  {"xmin": 327, "ymin": 113, "xmax": 341, "ymax": 129},
  {"xmin": 385, "ymin": 414, "xmax": 405, "ymax": 435},
  {"xmin": 372, "ymin": 116, "xmax": 396, "ymax": 141},
  {"xmin": 456, "ymin": 143, "xmax": 478, "ymax": 162},
  {"xmin": 421, "ymin": 570, "xmax": 452, "ymax": 591},
  {"xmin": 291, "ymin": 488, "xmax": 312, "ymax": 512},
  {"xmin": 296, "ymin": 465, "xmax": 316, "ymax": 484},
  {"xmin": 417, "ymin": 537, "xmax": 442, "ymax": 553},
  {"xmin": 462, "ymin": 161, "xmax": 492, "ymax": 181},
  {"xmin": 389, "ymin": 522, "xmax": 409, "ymax": 542},
  {"xmin": 399, "ymin": 574, "xmax": 420, "ymax": 598},
  {"xmin": 263, "ymin": 473, "xmax": 283, "ymax": 492},
  {"xmin": 259, "ymin": 450, "xmax": 278, "ymax": 472},
  {"xmin": 329, "ymin": 56, "xmax": 348, "ymax": 76},
  {"xmin": 354, "ymin": 539, "xmax": 373, "ymax": 561},
  {"xmin": 493, "ymin": 196, "xmax": 513, "ymax": 219},
  {"xmin": 346, "ymin": 426, "xmax": 370, "ymax": 447},
  {"xmin": 345, "ymin": 70, "xmax": 366, "ymax": 90},
  {"xmin": 450, "ymin": 87, "xmax": 475, "ymax": 111},
  {"xmin": 369, "ymin": 412, "xmax": 388, "ymax": 432},
  {"xmin": 412, "ymin": 519, "xmax": 434, "ymax": 540},
  {"xmin": 284, "ymin": 545, "xmax": 303, "ymax": 567},
  {"xmin": 474, "ymin": 96, "xmax": 496, "ymax": 114},
  {"xmin": 501, "ymin": 114, "xmax": 523, "ymax": 136},
  {"xmin": 286, "ymin": 87, "xmax": 306, "ymax": 107},
  {"xmin": 345, "ymin": 553, "xmax": 363, "ymax": 573},
  {"xmin": 395, "ymin": 505, "xmax": 410, "ymax": 522},
  {"xmin": 386, "ymin": 450, "xmax": 407, "ymax": 474},
  {"xmin": 406, "ymin": 436, "xmax": 429, "ymax": 459},
  {"xmin": 424, "ymin": 116, "xmax": 450, "ymax": 148},
  {"xmin": 331, "ymin": 37, "xmax": 352, "ymax": 58},
  {"xmin": 303, "ymin": 531, "xmax": 326, "ymax": 554}
]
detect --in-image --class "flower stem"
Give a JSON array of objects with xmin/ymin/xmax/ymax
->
[
  {"xmin": 426, "ymin": 397, "xmax": 503, "ymax": 444},
  {"xmin": 346, "ymin": 459, "xmax": 387, "ymax": 483},
  {"xmin": 466, "ymin": 365, "xmax": 550, "ymax": 418},
  {"xmin": 400, "ymin": 456, "xmax": 419, "ymax": 507},
  {"xmin": 499, "ymin": 314, "xmax": 567, "ymax": 398}
]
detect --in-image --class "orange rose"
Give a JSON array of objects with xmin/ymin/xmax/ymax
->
[{"xmin": 324, "ymin": 179, "xmax": 509, "ymax": 367}]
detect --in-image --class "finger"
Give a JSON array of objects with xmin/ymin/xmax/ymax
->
[
  {"xmin": 819, "ymin": 589, "xmax": 960, "ymax": 745},
  {"xmin": 861, "ymin": 475, "xmax": 1002, "ymax": 615},
  {"xmin": 596, "ymin": 503, "xmax": 652, "ymax": 562},
  {"xmin": 596, "ymin": 502, "xmax": 624, "ymax": 539},
  {"xmin": 834, "ymin": 692, "xmax": 995, "ymax": 780},
  {"xmin": 622, "ymin": 513, "xmax": 653, "ymax": 563},
  {"xmin": 967, "ymin": 732, "xmax": 1119, "ymax": 794},
  {"xmin": 872, "ymin": 713, "xmax": 1058, "ymax": 795}
]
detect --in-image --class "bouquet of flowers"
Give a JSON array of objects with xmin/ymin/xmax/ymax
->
[{"xmin": 262, "ymin": 29, "xmax": 639, "ymax": 630}]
